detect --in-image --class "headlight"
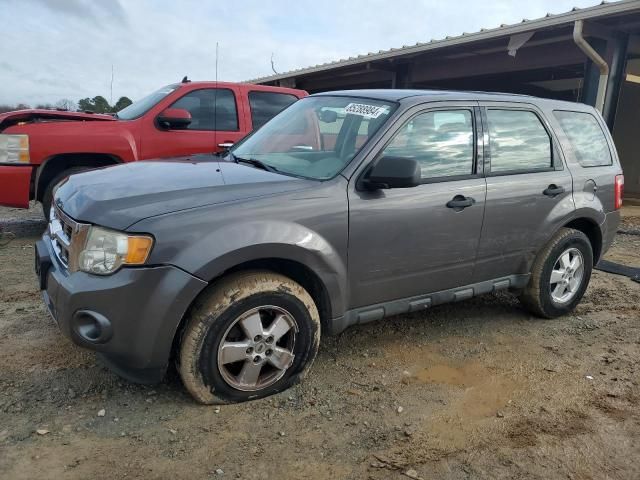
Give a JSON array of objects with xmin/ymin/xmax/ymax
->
[
  {"xmin": 78, "ymin": 226, "xmax": 154, "ymax": 275},
  {"xmin": 0, "ymin": 134, "xmax": 30, "ymax": 163}
]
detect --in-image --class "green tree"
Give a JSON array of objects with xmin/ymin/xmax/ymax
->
[
  {"xmin": 77, "ymin": 96, "xmax": 112, "ymax": 113},
  {"xmin": 113, "ymin": 96, "xmax": 132, "ymax": 112},
  {"xmin": 92, "ymin": 96, "xmax": 111, "ymax": 113},
  {"xmin": 77, "ymin": 97, "xmax": 93, "ymax": 112}
]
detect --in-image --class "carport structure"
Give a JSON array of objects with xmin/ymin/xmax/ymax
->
[{"xmin": 251, "ymin": 1, "xmax": 640, "ymax": 199}]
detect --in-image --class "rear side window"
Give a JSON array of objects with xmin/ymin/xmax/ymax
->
[
  {"xmin": 553, "ymin": 111, "xmax": 612, "ymax": 167},
  {"xmin": 487, "ymin": 109, "xmax": 552, "ymax": 173},
  {"xmin": 382, "ymin": 109, "xmax": 475, "ymax": 179},
  {"xmin": 170, "ymin": 88, "xmax": 238, "ymax": 131},
  {"xmin": 249, "ymin": 91, "xmax": 298, "ymax": 129}
]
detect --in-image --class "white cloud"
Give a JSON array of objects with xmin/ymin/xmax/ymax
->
[{"xmin": 0, "ymin": 0, "xmax": 609, "ymax": 105}]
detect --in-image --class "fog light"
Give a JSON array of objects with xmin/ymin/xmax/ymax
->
[{"xmin": 72, "ymin": 310, "xmax": 113, "ymax": 344}]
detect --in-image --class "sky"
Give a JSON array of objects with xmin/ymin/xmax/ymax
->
[{"xmin": 0, "ymin": 0, "xmax": 613, "ymax": 106}]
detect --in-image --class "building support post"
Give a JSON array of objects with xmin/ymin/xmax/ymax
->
[
  {"xmin": 391, "ymin": 64, "xmax": 410, "ymax": 89},
  {"xmin": 602, "ymin": 34, "xmax": 629, "ymax": 129}
]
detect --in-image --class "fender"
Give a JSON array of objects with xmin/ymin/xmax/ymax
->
[
  {"xmin": 528, "ymin": 205, "xmax": 605, "ymax": 273},
  {"xmin": 5, "ymin": 119, "xmax": 140, "ymax": 166},
  {"xmin": 131, "ymin": 184, "xmax": 350, "ymax": 318},
  {"xmin": 190, "ymin": 220, "xmax": 347, "ymax": 317}
]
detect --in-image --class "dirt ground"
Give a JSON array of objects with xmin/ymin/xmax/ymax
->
[{"xmin": 0, "ymin": 208, "xmax": 639, "ymax": 480}]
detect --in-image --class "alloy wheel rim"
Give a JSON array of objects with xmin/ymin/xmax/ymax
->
[
  {"xmin": 549, "ymin": 247, "xmax": 585, "ymax": 305},
  {"xmin": 217, "ymin": 305, "xmax": 297, "ymax": 392}
]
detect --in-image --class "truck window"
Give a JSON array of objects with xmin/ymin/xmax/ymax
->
[
  {"xmin": 170, "ymin": 89, "xmax": 238, "ymax": 131},
  {"xmin": 383, "ymin": 109, "xmax": 475, "ymax": 179},
  {"xmin": 553, "ymin": 111, "xmax": 612, "ymax": 167},
  {"xmin": 486, "ymin": 109, "xmax": 552, "ymax": 173},
  {"xmin": 248, "ymin": 91, "xmax": 298, "ymax": 129}
]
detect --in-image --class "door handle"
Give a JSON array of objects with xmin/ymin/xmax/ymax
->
[
  {"xmin": 543, "ymin": 184, "xmax": 565, "ymax": 197},
  {"xmin": 218, "ymin": 142, "xmax": 234, "ymax": 150},
  {"xmin": 446, "ymin": 195, "xmax": 475, "ymax": 210}
]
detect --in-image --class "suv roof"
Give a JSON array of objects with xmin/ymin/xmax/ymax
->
[{"xmin": 312, "ymin": 89, "xmax": 590, "ymax": 110}]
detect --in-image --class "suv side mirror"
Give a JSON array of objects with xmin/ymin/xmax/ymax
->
[
  {"xmin": 362, "ymin": 156, "xmax": 421, "ymax": 190},
  {"xmin": 157, "ymin": 108, "xmax": 192, "ymax": 129},
  {"xmin": 318, "ymin": 109, "xmax": 338, "ymax": 123}
]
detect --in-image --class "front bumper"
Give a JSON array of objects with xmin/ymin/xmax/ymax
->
[
  {"xmin": 0, "ymin": 164, "xmax": 32, "ymax": 208},
  {"xmin": 35, "ymin": 235, "xmax": 207, "ymax": 383}
]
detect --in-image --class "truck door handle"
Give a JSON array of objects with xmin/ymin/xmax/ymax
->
[
  {"xmin": 446, "ymin": 195, "xmax": 475, "ymax": 210},
  {"xmin": 218, "ymin": 142, "xmax": 234, "ymax": 150},
  {"xmin": 543, "ymin": 184, "xmax": 565, "ymax": 197}
]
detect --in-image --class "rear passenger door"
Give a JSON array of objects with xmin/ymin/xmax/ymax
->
[{"xmin": 472, "ymin": 103, "xmax": 574, "ymax": 284}]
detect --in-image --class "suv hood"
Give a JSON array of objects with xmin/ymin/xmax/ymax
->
[
  {"xmin": 54, "ymin": 154, "xmax": 315, "ymax": 230},
  {"xmin": 0, "ymin": 109, "xmax": 115, "ymax": 130}
]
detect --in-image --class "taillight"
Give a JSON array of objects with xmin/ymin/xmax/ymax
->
[{"xmin": 614, "ymin": 174, "xmax": 624, "ymax": 210}]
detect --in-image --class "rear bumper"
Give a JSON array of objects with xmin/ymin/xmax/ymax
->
[
  {"xmin": 0, "ymin": 164, "xmax": 33, "ymax": 208},
  {"xmin": 601, "ymin": 210, "xmax": 621, "ymax": 259},
  {"xmin": 36, "ymin": 235, "xmax": 207, "ymax": 383}
]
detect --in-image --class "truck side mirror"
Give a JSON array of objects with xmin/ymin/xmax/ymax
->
[
  {"xmin": 157, "ymin": 108, "xmax": 192, "ymax": 129},
  {"xmin": 361, "ymin": 156, "xmax": 421, "ymax": 190}
]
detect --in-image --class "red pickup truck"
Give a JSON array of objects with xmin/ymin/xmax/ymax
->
[{"xmin": 0, "ymin": 81, "xmax": 307, "ymax": 216}]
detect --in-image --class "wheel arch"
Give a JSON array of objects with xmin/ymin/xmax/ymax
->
[
  {"xmin": 562, "ymin": 216, "xmax": 603, "ymax": 264},
  {"xmin": 170, "ymin": 256, "xmax": 335, "ymax": 369},
  {"xmin": 35, "ymin": 153, "xmax": 122, "ymax": 201}
]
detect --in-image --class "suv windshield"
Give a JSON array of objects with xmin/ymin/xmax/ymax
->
[
  {"xmin": 231, "ymin": 96, "xmax": 397, "ymax": 179},
  {"xmin": 116, "ymin": 84, "xmax": 179, "ymax": 120}
]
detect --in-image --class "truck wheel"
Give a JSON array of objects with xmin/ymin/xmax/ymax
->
[
  {"xmin": 178, "ymin": 271, "xmax": 321, "ymax": 404},
  {"xmin": 519, "ymin": 228, "xmax": 593, "ymax": 318},
  {"xmin": 41, "ymin": 167, "xmax": 88, "ymax": 219}
]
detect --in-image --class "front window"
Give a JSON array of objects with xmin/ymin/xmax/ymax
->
[
  {"xmin": 382, "ymin": 109, "xmax": 475, "ymax": 179},
  {"xmin": 116, "ymin": 84, "xmax": 179, "ymax": 120},
  {"xmin": 231, "ymin": 96, "xmax": 397, "ymax": 180},
  {"xmin": 170, "ymin": 88, "xmax": 239, "ymax": 131}
]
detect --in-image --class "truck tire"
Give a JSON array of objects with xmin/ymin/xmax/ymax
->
[
  {"xmin": 178, "ymin": 271, "xmax": 321, "ymax": 404},
  {"xmin": 42, "ymin": 167, "xmax": 88, "ymax": 219},
  {"xmin": 519, "ymin": 228, "xmax": 593, "ymax": 318}
]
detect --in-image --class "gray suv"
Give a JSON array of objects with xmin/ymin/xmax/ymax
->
[{"xmin": 35, "ymin": 90, "xmax": 624, "ymax": 403}]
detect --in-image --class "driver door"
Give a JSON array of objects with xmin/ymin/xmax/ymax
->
[
  {"xmin": 141, "ymin": 87, "xmax": 246, "ymax": 159},
  {"xmin": 348, "ymin": 104, "xmax": 487, "ymax": 309}
]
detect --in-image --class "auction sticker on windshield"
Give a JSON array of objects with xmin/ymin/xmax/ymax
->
[{"xmin": 344, "ymin": 103, "xmax": 389, "ymax": 118}]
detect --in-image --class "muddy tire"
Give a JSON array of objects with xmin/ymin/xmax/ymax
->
[
  {"xmin": 42, "ymin": 167, "xmax": 88, "ymax": 219},
  {"xmin": 519, "ymin": 228, "xmax": 593, "ymax": 318},
  {"xmin": 178, "ymin": 271, "xmax": 321, "ymax": 404}
]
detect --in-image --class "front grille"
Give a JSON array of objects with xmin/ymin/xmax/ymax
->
[{"xmin": 48, "ymin": 205, "xmax": 89, "ymax": 272}]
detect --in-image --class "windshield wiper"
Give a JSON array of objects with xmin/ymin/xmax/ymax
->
[{"xmin": 234, "ymin": 155, "xmax": 279, "ymax": 173}]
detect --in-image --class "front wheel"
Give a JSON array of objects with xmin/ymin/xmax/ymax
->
[
  {"xmin": 519, "ymin": 228, "xmax": 593, "ymax": 318},
  {"xmin": 178, "ymin": 271, "xmax": 321, "ymax": 404}
]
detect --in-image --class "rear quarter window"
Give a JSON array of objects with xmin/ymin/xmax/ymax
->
[
  {"xmin": 249, "ymin": 91, "xmax": 298, "ymax": 129},
  {"xmin": 553, "ymin": 110, "xmax": 612, "ymax": 167}
]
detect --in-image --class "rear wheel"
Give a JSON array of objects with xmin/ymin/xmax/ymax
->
[
  {"xmin": 519, "ymin": 228, "xmax": 593, "ymax": 318},
  {"xmin": 178, "ymin": 271, "xmax": 321, "ymax": 404},
  {"xmin": 41, "ymin": 167, "xmax": 88, "ymax": 219}
]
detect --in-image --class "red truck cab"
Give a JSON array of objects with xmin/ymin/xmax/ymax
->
[{"xmin": 0, "ymin": 81, "xmax": 307, "ymax": 216}]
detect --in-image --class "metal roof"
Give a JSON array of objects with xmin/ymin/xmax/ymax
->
[{"xmin": 249, "ymin": 0, "xmax": 640, "ymax": 84}]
